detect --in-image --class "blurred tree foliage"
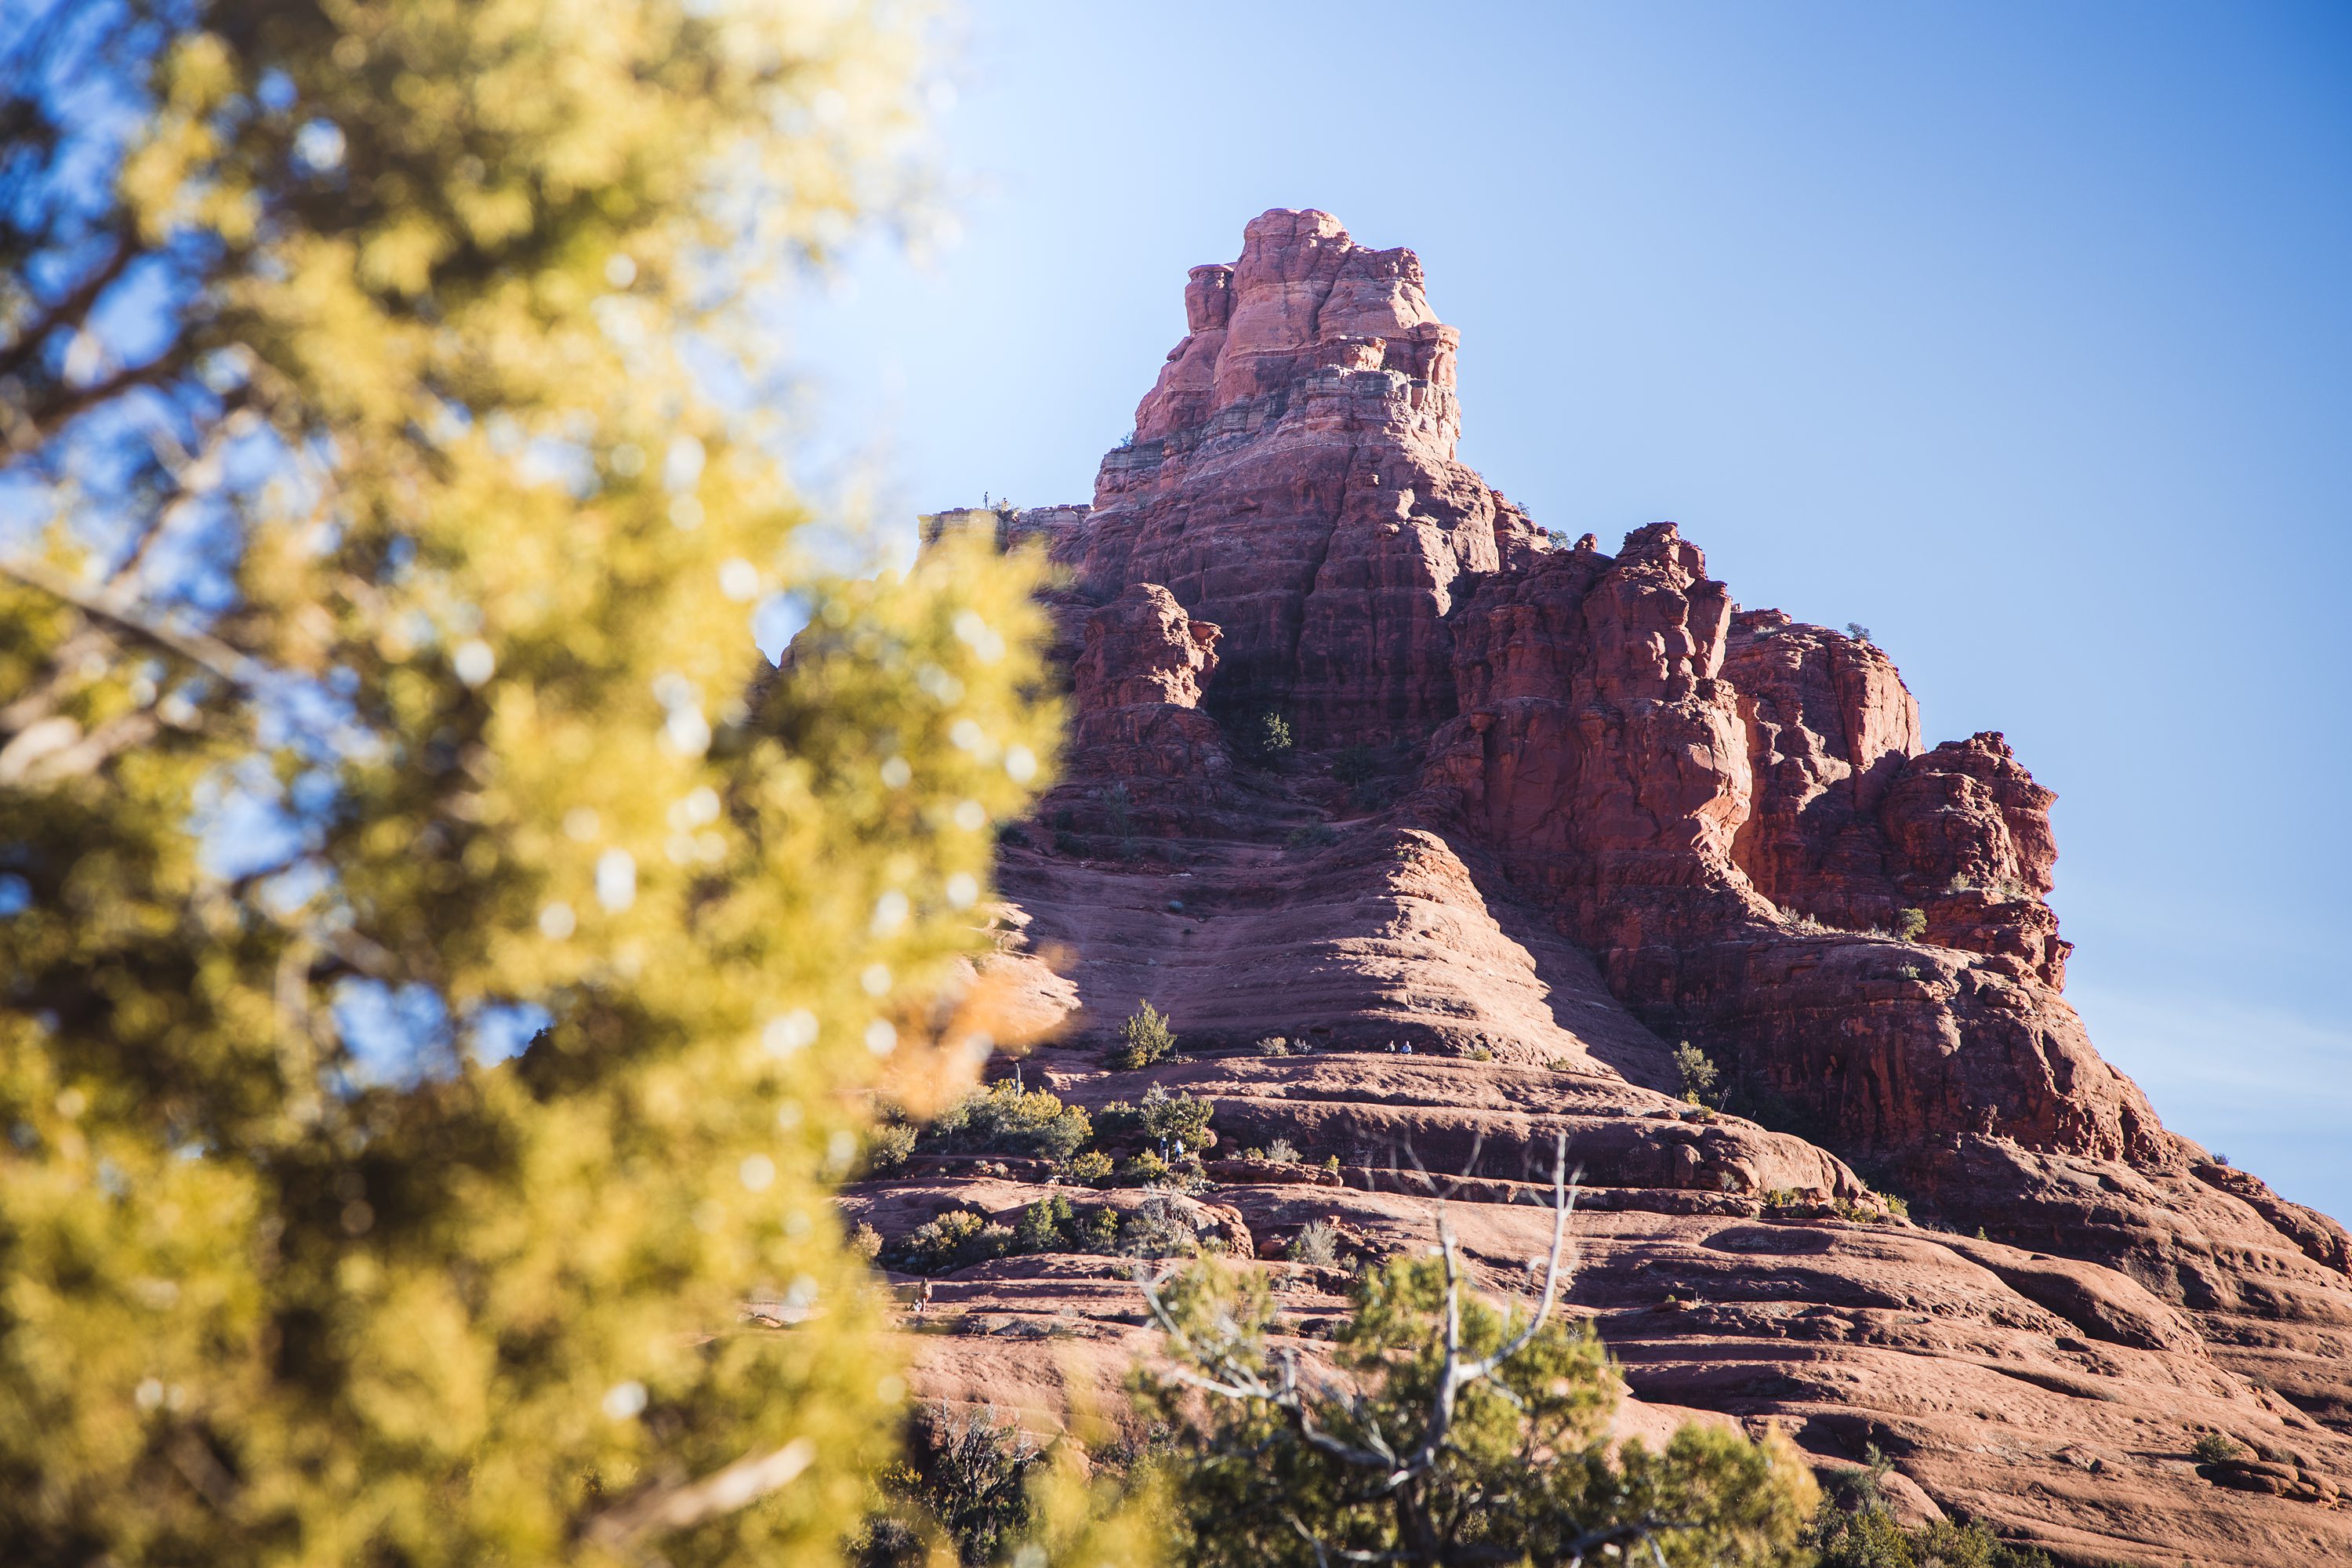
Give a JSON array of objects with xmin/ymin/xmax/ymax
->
[{"xmin": 0, "ymin": 2, "xmax": 1065, "ymax": 1564}]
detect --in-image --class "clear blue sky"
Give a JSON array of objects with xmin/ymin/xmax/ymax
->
[{"xmin": 787, "ymin": 1, "xmax": 2352, "ymax": 1218}]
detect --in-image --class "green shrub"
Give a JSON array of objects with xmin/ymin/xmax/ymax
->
[
  {"xmin": 1141, "ymin": 1254, "xmax": 1818, "ymax": 1567},
  {"xmin": 1809, "ymin": 1498, "xmax": 1915, "ymax": 1568},
  {"xmin": 1079, "ymin": 1208, "xmax": 1124, "ymax": 1254},
  {"xmin": 1806, "ymin": 1448, "xmax": 2056, "ymax": 1568},
  {"xmin": 861, "ymin": 1405, "xmax": 1042, "ymax": 1568},
  {"xmin": 1012, "ymin": 1195, "xmax": 1074, "ymax": 1254},
  {"xmin": 1332, "ymin": 745, "xmax": 1377, "ymax": 785},
  {"xmin": 1120, "ymin": 1195, "xmax": 1199, "ymax": 1258},
  {"xmin": 1288, "ymin": 1220, "xmax": 1341, "ymax": 1268},
  {"xmin": 927, "ymin": 1080, "xmax": 1093, "ymax": 1163},
  {"xmin": 1053, "ymin": 829, "xmax": 1083, "ymax": 856},
  {"xmin": 1121, "ymin": 1150, "xmax": 1173, "ymax": 1187},
  {"xmin": 1065, "ymin": 1150, "xmax": 1116, "ymax": 1186},
  {"xmin": 1286, "ymin": 822, "xmax": 1339, "ymax": 849},
  {"xmin": 1264, "ymin": 1137, "xmax": 1300, "ymax": 1164},
  {"xmin": 865, "ymin": 1120, "xmax": 919, "ymax": 1175},
  {"xmin": 1254, "ymin": 1036, "xmax": 1294, "ymax": 1056},
  {"xmin": 1675, "ymin": 1040, "xmax": 1722, "ymax": 1105},
  {"xmin": 898, "ymin": 1210, "xmax": 1014, "ymax": 1275},
  {"xmin": 1140, "ymin": 1083, "xmax": 1216, "ymax": 1155},
  {"xmin": 1258, "ymin": 712, "xmax": 1294, "ymax": 754},
  {"xmin": 2190, "ymin": 1432, "xmax": 2242, "ymax": 1465},
  {"xmin": 1896, "ymin": 906, "xmax": 1929, "ymax": 942},
  {"xmin": 849, "ymin": 1222, "xmax": 885, "ymax": 1264},
  {"xmin": 1112, "ymin": 999, "xmax": 1178, "ymax": 1069}
]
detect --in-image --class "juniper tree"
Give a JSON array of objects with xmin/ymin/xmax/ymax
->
[
  {"xmin": 0, "ymin": 2, "xmax": 1059, "ymax": 1563},
  {"xmin": 1135, "ymin": 1147, "xmax": 1817, "ymax": 1566}
]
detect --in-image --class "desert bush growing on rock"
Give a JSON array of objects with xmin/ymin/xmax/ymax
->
[
  {"xmin": 925, "ymin": 1079, "xmax": 1093, "ymax": 1162},
  {"xmin": 1139, "ymin": 1082, "xmax": 1215, "ymax": 1154},
  {"xmin": 1807, "ymin": 1449, "xmax": 2052, "ymax": 1568},
  {"xmin": 2190, "ymin": 1432, "xmax": 2242, "ymax": 1465},
  {"xmin": 1080, "ymin": 1207, "xmax": 1125, "ymax": 1254},
  {"xmin": 1137, "ymin": 1198, "xmax": 1817, "ymax": 1566},
  {"xmin": 853, "ymin": 1405, "xmax": 1044, "ymax": 1568},
  {"xmin": 865, "ymin": 1120, "xmax": 920, "ymax": 1175},
  {"xmin": 1675, "ymin": 1041, "xmax": 1723, "ymax": 1106},
  {"xmin": 1287, "ymin": 1220, "xmax": 1341, "ymax": 1269},
  {"xmin": 1122, "ymin": 1149, "xmax": 1175, "ymax": 1187},
  {"xmin": 1122, "ymin": 1195, "xmax": 1200, "ymax": 1259},
  {"xmin": 898, "ymin": 1211, "xmax": 1015, "ymax": 1275},
  {"xmin": 1014, "ymin": 1194, "xmax": 1076, "ymax": 1254},
  {"xmin": 1113, "ymin": 999, "xmax": 1178, "ymax": 1069}
]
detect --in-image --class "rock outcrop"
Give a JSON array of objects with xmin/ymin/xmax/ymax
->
[
  {"xmin": 1073, "ymin": 208, "xmax": 1544, "ymax": 742},
  {"xmin": 844, "ymin": 212, "xmax": 2352, "ymax": 1567}
]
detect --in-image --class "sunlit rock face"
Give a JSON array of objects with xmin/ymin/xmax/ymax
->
[
  {"xmin": 1069, "ymin": 209, "xmax": 1541, "ymax": 743},
  {"xmin": 855, "ymin": 211, "xmax": 2352, "ymax": 1568}
]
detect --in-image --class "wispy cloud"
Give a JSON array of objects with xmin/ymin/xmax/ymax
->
[{"xmin": 2071, "ymin": 982, "xmax": 2352, "ymax": 1219}]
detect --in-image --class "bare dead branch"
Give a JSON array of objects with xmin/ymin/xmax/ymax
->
[
  {"xmin": 2, "ymin": 706, "xmax": 159, "ymax": 785},
  {"xmin": 166, "ymin": 1428, "xmax": 241, "ymax": 1514},
  {"xmin": 1561, "ymin": 1516, "xmax": 1697, "ymax": 1568},
  {"xmin": 274, "ymin": 936, "xmax": 326, "ymax": 1127},
  {"xmin": 105, "ymin": 400, "xmax": 258, "ymax": 593},
  {"xmin": 3, "ymin": 346, "xmax": 191, "ymax": 459},
  {"xmin": 0, "ymin": 230, "xmax": 135, "ymax": 382},
  {"xmin": 581, "ymin": 1436, "xmax": 816, "ymax": 1555},
  {"xmin": 1138, "ymin": 1133, "xmax": 1628, "ymax": 1563},
  {"xmin": 0, "ymin": 554, "xmax": 260, "ymax": 691},
  {"xmin": 0, "ymin": 625, "xmax": 105, "ymax": 733},
  {"xmin": 1454, "ymin": 1132, "xmax": 1576, "ymax": 1385}
]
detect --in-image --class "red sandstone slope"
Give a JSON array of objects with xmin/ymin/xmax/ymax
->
[{"xmin": 863, "ymin": 212, "xmax": 2352, "ymax": 1566}]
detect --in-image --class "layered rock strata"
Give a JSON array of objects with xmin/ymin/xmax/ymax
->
[{"xmin": 850, "ymin": 212, "xmax": 2352, "ymax": 1567}]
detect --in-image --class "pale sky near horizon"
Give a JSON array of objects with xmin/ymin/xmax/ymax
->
[{"xmin": 784, "ymin": 2, "xmax": 2352, "ymax": 1218}]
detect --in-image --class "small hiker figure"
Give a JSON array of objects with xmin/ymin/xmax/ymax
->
[
  {"xmin": 1402, "ymin": 1041, "xmax": 1413, "ymax": 1055},
  {"xmin": 915, "ymin": 1280, "xmax": 934, "ymax": 1316}
]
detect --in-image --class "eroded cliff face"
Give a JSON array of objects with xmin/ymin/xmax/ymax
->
[
  {"xmin": 1073, "ymin": 208, "xmax": 1542, "ymax": 743},
  {"xmin": 862, "ymin": 212, "xmax": 2352, "ymax": 1566}
]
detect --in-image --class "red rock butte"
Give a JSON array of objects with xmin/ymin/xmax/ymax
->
[{"xmin": 867, "ymin": 211, "xmax": 2352, "ymax": 1565}]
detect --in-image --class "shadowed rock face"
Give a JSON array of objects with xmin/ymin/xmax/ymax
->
[{"xmin": 865, "ymin": 212, "xmax": 2352, "ymax": 1567}]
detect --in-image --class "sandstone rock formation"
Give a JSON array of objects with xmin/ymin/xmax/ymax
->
[{"xmin": 850, "ymin": 212, "xmax": 2352, "ymax": 1567}]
